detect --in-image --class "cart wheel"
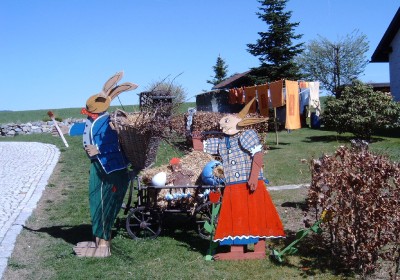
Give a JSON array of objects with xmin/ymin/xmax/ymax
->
[
  {"xmin": 194, "ymin": 201, "xmax": 220, "ymax": 240},
  {"xmin": 126, "ymin": 206, "xmax": 162, "ymax": 240}
]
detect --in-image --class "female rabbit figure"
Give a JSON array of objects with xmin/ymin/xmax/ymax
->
[
  {"xmin": 54, "ymin": 71, "xmax": 137, "ymax": 257},
  {"xmin": 198, "ymin": 98, "xmax": 285, "ymax": 260}
]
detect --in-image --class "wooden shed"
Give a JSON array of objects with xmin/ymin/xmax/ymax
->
[{"xmin": 195, "ymin": 71, "xmax": 254, "ymax": 113}]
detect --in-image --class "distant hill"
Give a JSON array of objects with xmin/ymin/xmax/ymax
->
[
  {"xmin": 0, "ymin": 103, "xmax": 196, "ymax": 124},
  {"xmin": 0, "ymin": 99, "xmax": 329, "ymax": 124}
]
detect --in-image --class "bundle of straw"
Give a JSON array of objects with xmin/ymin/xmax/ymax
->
[
  {"xmin": 141, "ymin": 150, "xmax": 215, "ymax": 185},
  {"xmin": 141, "ymin": 150, "xmax": 216, "ymax": 209}
]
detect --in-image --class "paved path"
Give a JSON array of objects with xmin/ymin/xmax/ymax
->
[
  {"xmin": 0, "ymin": 142, "xmax": 60, "ymax": 279},
  {"xmin": 268, "ymin": 184, "xmax": 309, "ymax": 191}
]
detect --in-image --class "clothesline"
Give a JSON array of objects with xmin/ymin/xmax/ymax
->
[
  {"xmin": 227, "ymin": 79, "xmax": 321, "ymax": 131},
  {"xmin": 228, "ymin": 80, "xmax": 318, "ymax": 106}
]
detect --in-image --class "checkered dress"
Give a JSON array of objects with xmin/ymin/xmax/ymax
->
[
  {"xmin": 204, "ymin": 129, "xmax": 263, "ymax": 185},
  {"xmin": 204, "ymin": 129, "xmax": 285, "ymax": 244}
]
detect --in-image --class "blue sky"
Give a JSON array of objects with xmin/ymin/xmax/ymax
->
[{"xmin": 0, "ymin": 0, "xmax": 398, "ymax": 111}]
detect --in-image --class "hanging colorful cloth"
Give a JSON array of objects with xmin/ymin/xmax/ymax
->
[
  {"xmin": 257, "ymin": 83, "xmax": 269, "ymax": 117},
  {"xmin": 228, "ymin": 88, "xmax": 237, "ymax": 104},
  {"xmin": 244, "ymin": 86, "xmax": 257, "ymax": 113},
  {"xmin": 285, "ymin": 80, "xmax": 301, "ymax": 130},
  {"xmin": 308, "ymin": 82, "xmax": 321, "ymax": 116},
  {"xmin": 299, "ymin": 83, "xmax": 310, "ymax": 115},
  {"xmin": 269, "ymin": 80, "xmax": 285, "ymax": 108},
  {"xmin": 236, "ymin": 87, "xmax": 245, "ymax": 104},
  {"xmin": 300, "ymin": 88, "xmax": 310, "ymax": 114},
  {"xmin": 299, "ymin": 81, "xmax": 309, "ymax": 89}
]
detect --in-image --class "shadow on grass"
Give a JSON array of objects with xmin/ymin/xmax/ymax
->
[
  {"xmin": 114, "ymin": 212, "xmax": 212, "ymax": 256},
  {"xmin": 303, "ymin": 134, "xmax": 385, "ymax": 144},
  {"xmin": 281, "ymin": 201, "xmax": 308, "ymax": 211},
  {"xmin": 159, "ymin": 213, "xmax": 211, "ymax": 253},
  {"xmin": 374, "ymin": 127, "xmax": 400, "ymax": 138},
  {"xmin": 267, "ymin": 142, "xmax": 291, "ymax": 150},
  {"xmin": 22, "ymin": 224, "xmax": 93, "ymax": 245},
  {"xmin": 269, "ymin": 230, "xmax": 354, "ymax": 278}
]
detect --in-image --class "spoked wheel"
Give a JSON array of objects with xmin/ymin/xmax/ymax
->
[
  {"xmin": 194, "ymin": 201, "xmax": 220, "ymax": 240},
  {"xmin": 126, "ymin": 206, "xmax": 162, "ymax": 240}
]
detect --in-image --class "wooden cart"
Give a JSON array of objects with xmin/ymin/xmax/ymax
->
[{"xmin": 123, "ymin": 175, "xmax": 222, "ymax": 240}]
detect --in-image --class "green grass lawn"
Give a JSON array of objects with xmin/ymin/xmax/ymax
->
[
  {"xmin": 264, "ymin": 128, "xmax": 399, "ymax": 186},
  {"xmin": 0, "ymin": 133, "xmax": 350, "ymax": 280},
  {"xmin": 1, "ymin": 108, "xmax": 399, "ymax": 279}
]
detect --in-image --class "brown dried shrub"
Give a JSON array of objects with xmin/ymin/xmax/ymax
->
[{"xmin": 307, "ymin": 145, "xmax": 400, "ymax": 277}]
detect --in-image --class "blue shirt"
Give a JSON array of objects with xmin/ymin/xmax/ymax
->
[{"xmin": 69, "ymin": 113, "xmax": 128, "ymax": 174}]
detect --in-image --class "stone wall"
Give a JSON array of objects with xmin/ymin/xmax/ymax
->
[{"xmin": 0, "ymin": 118, "xmax": 84, "ymax": 137}]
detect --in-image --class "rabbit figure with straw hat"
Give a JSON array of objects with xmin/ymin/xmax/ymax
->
[
  {"xmin": 196, "ymin": 97, "xmax": 285, "ymax": 260},
  {"xmin": 53, "ymin": 71, "xmax": 137, "ymax": 257}
]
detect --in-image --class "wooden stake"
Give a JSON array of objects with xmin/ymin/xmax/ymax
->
[
  {"xmin": 274, "ymin": 107, "xmax": 279, "ymax": 145},
  {"xmin": 47, "ymin": 111, "xmax": 69, "ymax": 148}
]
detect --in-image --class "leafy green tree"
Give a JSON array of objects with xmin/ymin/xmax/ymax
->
[
  {"xmin": 247, "ymin": 0, "xmax": 304, "ymax": 83},
  {"xmin": 297, "ymin": 30, "xmax": 369, "ymax": 97},
  {"xmin": 207, "ymin": 55, "xmax": 229, "ymax": 86},
  {"xmin": 323, "ymin": 80, "xmax": 400, "ymax": 140}
]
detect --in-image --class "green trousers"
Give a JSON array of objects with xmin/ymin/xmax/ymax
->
[{"xmin": 89, "ymin": 160, "xmax": 129, "ymax": 240}]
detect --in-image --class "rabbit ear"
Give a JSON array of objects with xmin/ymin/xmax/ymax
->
[
  {"xmin": 103, "ymin": 71, "xmax": 124, "ymax": 95},
  {"xmin": 109, "ymin": 82, "xmax": 138, "ymax": 100},
  {"xmin": 237, "ymin": 117, "xmax": 268, "ymax": 127}
]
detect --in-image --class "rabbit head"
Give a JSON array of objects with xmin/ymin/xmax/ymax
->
[
  {"xmin": 219, "ymin": 98, "xmax": 267, "ymax": 135},
  {"xmin": 86, "ymin": 71, "xmax": 138, "ymax": 113}
]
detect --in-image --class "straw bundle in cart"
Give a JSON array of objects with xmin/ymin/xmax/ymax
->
[{"xmin": 140, "ymin": 150, "xmax": 217, "ymax": 209}]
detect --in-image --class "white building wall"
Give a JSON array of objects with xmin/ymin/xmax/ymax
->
[{"xmin": 389, "ymin": 29, "xmax": 400, "ymax": 101}]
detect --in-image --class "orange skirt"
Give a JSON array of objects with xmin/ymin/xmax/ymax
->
[{"xmin": 214, "ymin": 180, "xmax": 285, "ymax": 243}]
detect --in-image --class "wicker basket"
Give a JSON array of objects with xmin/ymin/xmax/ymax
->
[{"xmin": 112, "ymin": 109, "xmax": 161, "ymax": 170}]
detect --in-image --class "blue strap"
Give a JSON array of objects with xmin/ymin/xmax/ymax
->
[{"xmin": 225, "ymin": 136, "xmax": 230, "ymax": 149}]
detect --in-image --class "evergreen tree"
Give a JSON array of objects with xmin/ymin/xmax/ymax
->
[
  {"xmin": 207, "ymin": 55, "xmax": 229, "ymax": 86},
  {"xmin": 247, "ymin": 0, "xmax": 304, "ymax": 83}
]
